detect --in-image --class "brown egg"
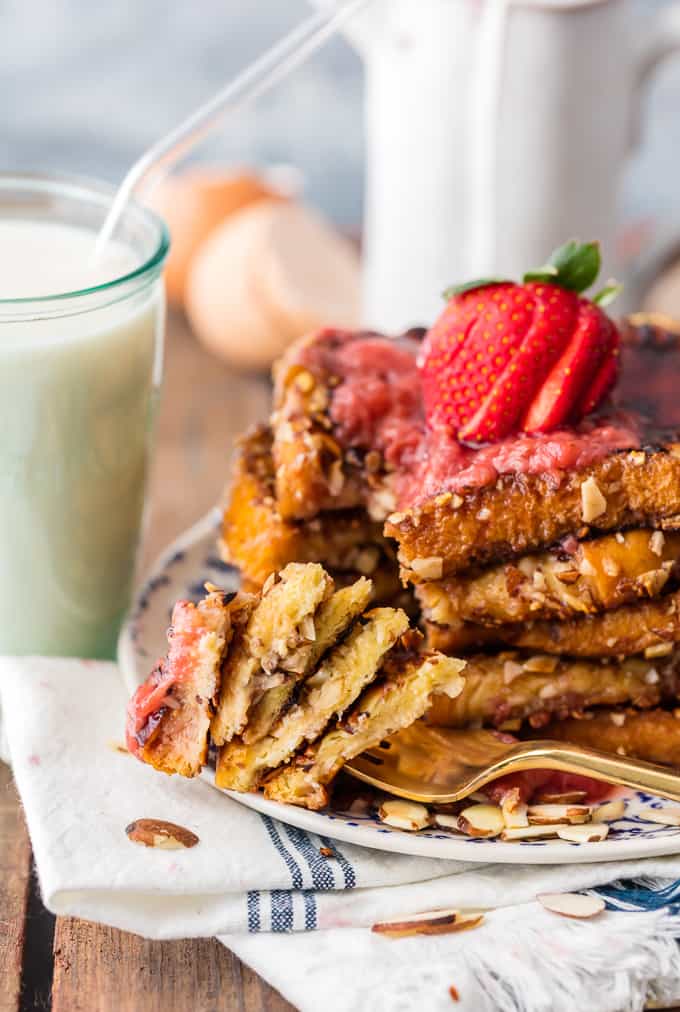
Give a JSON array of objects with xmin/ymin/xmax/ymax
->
[
  {"xmin": 185, "ymin": 200, "xmax": 360, "ymax": 371},
  {"xmin": 148, "ymin": 168, "xmax": 284, "ymax": 306}
]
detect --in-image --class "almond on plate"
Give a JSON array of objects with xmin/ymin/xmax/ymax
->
[
  {"xmin": 533, "ymin": 790, "xmax": 588, "ymax": 805},
  {"xmin": 433, "ymin": 812, "xmax": 461, "ymax": 832},
  {"xmin": 372, "ymin": 910, "xmax": 484, "ymax": 939},
  {"xmin": 556, "ymin": 823, "xmax": 609, "ymax": 843},
  {"xmin": 538, "ymin": 893, "xmax": 605, "ymax": 919},
  {"xmin": 500, "ymin": 823, "xmax": 570, "ymax": 842},
  {"xmin": 457, "ymin": 804, "xmax": 505, "ymax": 838},
  {"xmin": 527, "ymin": 804, "xmax": 591, "ymax": 826},
  {"xmin": 378, "ymin": 799, "xmax": 431, "ymax": 832},
  {"xmin": 592, "ymin": 799, "xmax": 626, "ymax": 823},
  {"xmin": 500, "ymin": 788, "xmax": 529, "ymax": 829}
]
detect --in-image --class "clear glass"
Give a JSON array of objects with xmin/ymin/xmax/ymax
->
[{"xmin": 0, "ymin": 173, "xmax": 169, "ymax": 658}]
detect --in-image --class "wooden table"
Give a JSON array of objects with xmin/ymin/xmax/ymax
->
[{"xmin": 0, "ymin": 312, "xmax": 294, "ymax": 1012}]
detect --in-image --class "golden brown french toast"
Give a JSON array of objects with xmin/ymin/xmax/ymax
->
[
  {"xmin": 211, "ymin": 562, "xmax": 333, "ymax": 746},
  {"xmin": 215, "ymin": 606, "xmax": 410, "ymax": 792},
  {"xmin": 426, "ymin": 649, "xmax": 680, "ymax": 731},
  {"xmin": 242, "ymin": 578, "xmax": 373, "ymax": 744},
  {"xmin": 387, "ymin": 446, "xmax": 680, "ymax": 581},
  {"xmin": 223, "ymin": 424, "xmax": 392, "ymax": 588},
  {"xmin": 529, "ymin": 706, "xmax": 680, "ymax": 766},
  {"xmin": 127, "ymin": 564, "xmax": 465, "ymax": 808},
  {"xmin": 125, "ymin": 588, "xmax": 247, "ymax": 776},
  {"xmin": 263, "ymin": 650, "xmax": 465, "ymax": 810},
  {"xmin": 269, "ymin": 323, "xmax": 680, "ymax": 580},
  {"xmin": 426, "ymin": 585, "xmax": 680, "ymax": 658},
  {"xmin": 416, "ymin": 529, "xmax": 680, "ymax": 629}
]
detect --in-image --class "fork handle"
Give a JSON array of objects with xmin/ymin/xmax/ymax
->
[{"xmin": 519, "ymin": 742, "xmax": 680, "ymax": 803}]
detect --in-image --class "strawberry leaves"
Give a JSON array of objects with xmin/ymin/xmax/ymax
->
[
  {"xmin": 442, "ymin": 240, "xmax": 620, "ymax": 306},
  {"xmin": 442, "ymin": 278, "xmax": 510, "ymax": 299},
  {"xmin": 592, "ymin": 281, "xmax": 624, "ymax": 308},
  {"xmin": 523, "ymin": 240, "xmax": 601, "ymax": 294}
]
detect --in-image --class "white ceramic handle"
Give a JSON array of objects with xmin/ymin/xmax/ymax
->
[{"xmin": 631, "ymin": 2, "xmax": 680, "ymax": 149}]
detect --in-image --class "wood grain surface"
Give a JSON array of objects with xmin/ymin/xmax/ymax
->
[
  {"xmin": 0, "ymin": 311, "xmax": 293, "ymax": 1011},
  {"xmin": 0, "ymin": 764, "xmax": 31, "ymax": 1012},
  {"xmin": 52, "ymin": 921, "xmax": 292, "ymax": 1012}
]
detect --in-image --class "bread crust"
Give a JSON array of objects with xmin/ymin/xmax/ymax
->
[
  {"xmin": 531, "ymin": 707, "xmax": 680, "ymax": 766},
  {"xmin": 426, "ymin": 650, "xmax": 680, "ymax": 730},
  {"xmin": 387, "ymin": 446, "xmax": 680, "ymax": 579}
]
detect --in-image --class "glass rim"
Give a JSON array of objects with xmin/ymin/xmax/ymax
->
[{"xmin": 0, "ymin": 170, "xmax": 170, "ymax": 306}]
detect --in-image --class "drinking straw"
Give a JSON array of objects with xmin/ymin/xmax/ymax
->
[{"xmin": 95, "ymin": 0, "xmax": 371, "ymax": 258}]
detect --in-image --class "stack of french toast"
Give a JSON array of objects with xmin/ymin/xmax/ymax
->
[
  {"xmin": 128, "ymin": 241, "xmax": 680, "ymax": 806},
  {"xmin": 126, "ymin": 567, "xmax": 464, "ymax": 809}
]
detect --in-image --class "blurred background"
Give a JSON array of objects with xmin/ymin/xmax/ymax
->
[{"xmin": 0, "ymin": 0, "xmax": 676, "ymax": 231}]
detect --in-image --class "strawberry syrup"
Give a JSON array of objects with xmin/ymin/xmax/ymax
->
[{"xmin": 296, "ymin": 330, "xmax": 648, "ymax": 510}]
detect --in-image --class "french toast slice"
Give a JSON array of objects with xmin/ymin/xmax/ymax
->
[
  {"xmin": 211, "ymin": 562, "xmax": 333, "ymax": 745},
  {"xmin": 426, "ymin": 649, "xmax": 680, "ymax": 731},
  {"xmin": 215, "ymin": 606, "xmax": 410, "ymax": 791},
  {"xmin": 528, "ymin": 707, "xmax": 680, "ymax": 767},
  {"xmin": 387, "ymin": 446, "xmax": 680, "ymax": 581},
  {"xmin": 242, "ymin": 578, "xmax": 373, "ymax": 744},
  {"xmin": 127, "ymin": 563, "xmax": 466, "ymax": 801},
  {"xmin": 416, "ymin": 529, "xmax": 680, "ymax": 629},
  {"xmin": 270, "ymin": 321, "xmax": 680, "ymax": 579},
  {"xmin": 270, "ymin": 329, "xmax": 421, "ymax": 521},
  {"xmin": 223, "ymin": 424, "xmax": 392, "ymax": 589},
  {"xmin": 263, "ymin": 650, "xmax": 466, "ymax": 810},
  {"xmin": 426, "ymin": 586, "xmax": 680, "ymax": 658},
  {"xmin": 125, "ymin": 588, "xmax": 247, "ymax": 777}
]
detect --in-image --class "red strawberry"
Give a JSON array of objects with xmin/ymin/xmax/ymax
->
[
  {"xmin": 419, "ymin": 241, "xmax": 622, "ymax": 443},
  {"xmin": 577, "ymin": 343, "xmax": 620, "ymax": 418},
  {"xmin": 523, "ymin": 302, "xmax": 618, "ymax": 433}
]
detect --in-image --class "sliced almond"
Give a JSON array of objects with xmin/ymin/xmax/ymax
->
[
  {"xmin": 378, "ymin": 800, "xmax": 431, "ymax": 832},
  {"xmin": 522, "ymin": 654, "xmax": 559, "ymax": 674},
  {"xmin": 410, "ymin": 556, "xmax": 444, "ymax": 580},
  {"xmin": 650, "ymin": 531, "xmax": 666, "ymax": 556},
  {"xmin": 644, "ymin": 642, "xmax": 674, "ymax": 659},
  {"xmin": 639, "ymin": 805, "xmax": 680, "ymax": 827},
  {"xmin": 500, "ymin": 823, "xmax": 569, "ymax": 841},
  {"xmin": 602, "ymin": 557, "xmax": 620, "ymax": 578},
  {"xmin": 538, "ymin": 893, "xmax": 605, "ymax": 919},
  {"xmin": 592, "ymin": 799, "xmax": 626, "ymax": 823},
  {"xmin": 371, "ymin": 910, "xmax": 484, "ymax": 939},
  {"xmin": 556, "ymin": 823, "xmax": 609, "ymax": 843},
  {"xmin": 501, "ymin": 789, "xmax": 529, "ymax": 829},
  {"xmin": 533, "ymin": 790, "xmax": 587, "ymax": 805},
  {"xmin": 528, "ymin": 804, "xmax": 591, "ymax": 825},
  {"xmin": 579, "ymin": 557, "xmax": 597, "ymax": 578},
  {"xmin": 503, "ymin": 659, "xmax": 525, "ymax": 685},
  {"xmin": 125, "ymin": 819, "xmax": 199, "ymax": 850},
  {"xmin": 580, "ymin": 476, "xmax": 607, "ymax": 523},
  {"xmin": 433, "ymin": 813, "xmax": 461, "ymax": 832},
  {"xmin": 457, "ymin": 804, "xmax": 505, "ymax": 838}
]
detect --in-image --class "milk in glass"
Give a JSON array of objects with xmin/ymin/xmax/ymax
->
[{"xmin": 0, "ymin": 206, "xmax": 166, "ymax": 658}]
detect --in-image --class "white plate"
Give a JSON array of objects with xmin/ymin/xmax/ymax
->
[{"xmin": 119, "ymin": 513, "xmax": 680, "ymax": 864}]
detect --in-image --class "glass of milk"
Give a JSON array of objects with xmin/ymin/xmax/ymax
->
[{"xmin": 0, "ymin": 172, "xmax": 168, "ymax": 658}]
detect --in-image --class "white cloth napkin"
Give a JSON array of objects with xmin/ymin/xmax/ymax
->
[{"xmin": 3, "ymin": 656, "xmax": 680, "ymax": 1012}]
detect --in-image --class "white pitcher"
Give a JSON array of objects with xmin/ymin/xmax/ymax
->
[{"xmin": 320, "ymin": 0, "xmax": 680, "ymax": 330}]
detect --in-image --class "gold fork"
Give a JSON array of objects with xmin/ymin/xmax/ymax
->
[{"xmin": 345, "ymin": 724, "xmax": 680, "ymax": 803}]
